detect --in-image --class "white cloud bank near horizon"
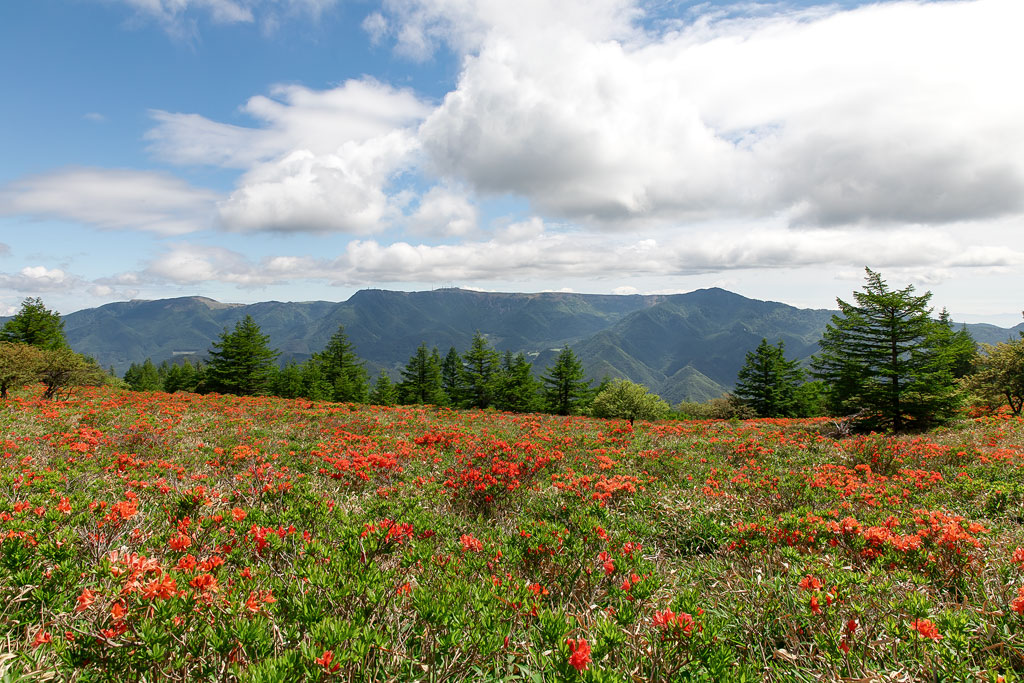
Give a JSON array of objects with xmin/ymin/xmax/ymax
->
[{"xmin": 1, "ymin": 0, "xmax": 1022, "ymax": 321}]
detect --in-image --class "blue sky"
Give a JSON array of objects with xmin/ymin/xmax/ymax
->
[{"xmin": 1, "ymin": 0, "xmax": 1022, "ymax": 325}]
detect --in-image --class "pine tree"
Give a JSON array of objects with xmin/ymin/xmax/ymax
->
[
  {"xmin": 370, "ymin": 372, "xmax": 399, "ymax": 406},
  {"xmin": 314, "ymin": 325, "xmax": 368, "ymax": 403},
  {"xmin": 299, "ymin": 360, "xmax": 331, "ymax": 401},
  {"xmin": 932, "ymin": 309, "xmax": 977, "ymax": 379},
  {"xmin": 164, "ymin": 359, "xmax": 202, "ymax": 394},
  {"xmin": 205, "ymin": 316, "xmax": 280, "ymax": 396},
  {"xmin": 1, "ymin": 297, "xmax": 67, "ymax": 350},
  {"xmin": 398, "ymin": 343, "xmax": 446, "ymax": 405},
  {"xmin": 273, "ymin": 362, "xmax": 305, "ymax": 399},
  {"xmin": 491, "ymin": 351, "xmax": 541, "ymax": 413},
  {"xmin": 811, "ymin": 268, "xmax": 962, "ymax": 431},
  {"xmin": 441, "ymin": 346, "xmax": 464, "ymax": 405},
  {"xmin": 542, "ymin": 345, "xmax": 591, "ymax": 415},
  {"xmin": 734, "ymin": 339, "xmax": 804, "ymax": 417},
  {"xmin": 124, "ymin": 358, "xmax": 163, "ymax": 392},
  {"xmin": 460, "ymin": 331, "xmax": 501, "ymax": 409}
]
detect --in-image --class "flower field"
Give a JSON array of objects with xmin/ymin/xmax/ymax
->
[{"xmin": 3, "ymin": 388, "xmax": 1024, "ymax": 681}]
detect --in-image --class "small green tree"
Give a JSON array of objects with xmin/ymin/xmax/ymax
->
[
  {"xmin": 124, "ymin": 359, "xmax": 163, "ymax": 392},
  {"xmin": 964, "ymin": 337, "xmax": 1024, "ymax": 415},
  {"xmin": 314, "ymin": 325, "xmax": 369, "ymax": 403},
  {"xmin": 811, "ymin": 268, "xmax": 962, "ymax": 431},
  {"xmin": 542, "ymin": 345, "xmax": 592, "ymax": 415},
  {"xmin": 932, "ymin": 309, "xmax": 977, "ymax": 379},
  {"xmin": 441, "ymin": 346, "xmax": 464, "ymax": 405},
  {"xmin": 38, "ymin": 347, "xmax": 105, "ymax": 400},
  {"xmin": 460, "ymin": 331, "xmax": 501, "ymax": 409},
  {"xmin": 491, "ymin": 351, "xmax": 541, "ymax": 413},
  {"xmin": 590, "ymin": 379, "xmax": 670, "ymax": 425},
  {"xmin": 370, "ymin": 372, "xmax": 399, "ymax": 407},
  {"xmin": 273, "ymin": 362, "xmax": 305, "ymax": 399},
  {"xmin": 734, "ymin": 339, "xmax": 805, "ymax": 417},
  {"xmin": 205, "ymin": 316, "xmax": 280, "ymax": 396},
  {"xmin": 1, "ymin": 297, "xmax": 68, "ymax": 350},
  {"xmin": 164, "ymin": 359, "xmax": 203, "ymax": 394},
  {"xmin": 398, "ymin": 343, "xmax": 447, "ymax": 405},
  {"xmin": 0, "ymin": 342, "xmax": 43, "ymax": 399}
]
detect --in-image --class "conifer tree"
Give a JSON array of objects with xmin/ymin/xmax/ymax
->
[
  {"xmin": 734, "ymin": 339, "xmax": 804, "ymax": 417},
  {"xmin": 314, "ymin": 325, "xmax": 368, "ymax": 403},
  {"xmin": 273, "ymin": 362, "xmax": 305, "ymax": 399},
  {"xmin": 1, "ymin": 297, "xmax": 67, "ymax": 350},
  {"xmin": 164, "ymin": 359, "xmax": 202, "ymax": 394},
  {"xmin": 370, "ymin": 372, "xmax": 399, "ymax": 406},
  {"xmin": 124, "ymin": 358, "xmax": 163, "ymax": 392},
  {"xmin": 398, "ymin": 343, "xmax": 446, "ymax": 405},
  {"xmin": 205, "ymin": 316, "xmax": 280, "ymax": 396},
  {"xmin": 542, "ymin": 345, "xmax": 591, "ymax": 415},
  {"xmin": 441, "ymin": 346, "xmax": 464, "ymax": 405},
  {"xmin": 460, "ymin": 331, "xmax": 501, "ymax": 408},
  {"xmin": 492, "ymin": 351, "xmax": 541, "ymax": 413},
  {"xmin": 811, "ymin": 268, "xmax": 962, "ymax": 431}
]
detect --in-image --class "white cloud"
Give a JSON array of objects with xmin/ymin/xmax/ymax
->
[
  {"xmin": 362, "ymin": 12, "xmax": 388, "ymax": 44},
  {"xmin": 408, "ymin": 185, "xmax": 477, "ymax": 236},
  {"xmin": 0, "ymin": 168, "xmax": 219, "ymax": 236},
  {"xmin": 106, "ymin": 0, "xmax": 340, "ymax": 37},
  {"xmin": 217, "ymin": 131, "xmax": 420, "ymax": 233},
  {"xmin": 147, "ymin": 78, "xmax": 431, "ymax": 168},
  {"xmin": 0, "ymin": 265, "xmax": 140, "ymax": 300},
  {"xmin": 406, "ymin": 0, "xmax": 1024, "ymax": 228},
  {"xmin": 131, "ymin": 220, "xmax": 1024, "ymax": 291},
  {"xmin": 0, "ymin": 243, "xmax": 10, "ymax": 257}
]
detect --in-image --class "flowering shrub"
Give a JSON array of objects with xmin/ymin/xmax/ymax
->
[{"xmin": 0, "ymin": 386, "xmax": 1022, "ymax": 680}]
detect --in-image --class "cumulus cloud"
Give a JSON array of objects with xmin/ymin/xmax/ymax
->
[
  {"xmin": 144, "ymin": 0, "xmax": 1024, "ymax": 239},
  {"xmin": 0, "ymin": 168, "xmax": 219, "ymax": 236},
  {"xmin": 148, "ymin": 78, "xmax": 433, "ymax": 234},
  {"xmin": 147, "ymin": 79, "xmax": 431, "ymax": 168},
  {"xmin": 407, "ymin": 185, "xmax": 478, "ymax": 236},
  {"xmin": 217, "ymin": 130, "xmax": 420, "ymax": 233},
  {"xmin": 404, "ymin": 0, "xmax": 1024, "ymax": 228}
]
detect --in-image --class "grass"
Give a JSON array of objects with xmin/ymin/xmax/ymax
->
[{"xmin": 2, "ymin": 386, "xmax": 1024, "ymax": 681}]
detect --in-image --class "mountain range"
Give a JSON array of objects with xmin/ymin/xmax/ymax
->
[{"xmin": 10, "ymin": 288, "xmax": 1023, "ymax": 403}]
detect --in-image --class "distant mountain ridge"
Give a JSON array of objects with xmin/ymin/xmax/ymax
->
[{"xmin": 6, "ymin": 288, "xmax": 1022, "ymax": 403}]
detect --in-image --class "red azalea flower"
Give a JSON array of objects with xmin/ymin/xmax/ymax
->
[
  {"xmin": 911, "ymin": 618, "xmax": 942, "ymax": 640},
  {"xmin": 567, "ymin": 638, "xmax": 591, "ymax": 672}
]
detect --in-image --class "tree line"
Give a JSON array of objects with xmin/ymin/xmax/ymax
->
[
  {"xmin": 5, "ymin": 268, "xmax": 1024, "ymax": 431},
  {"xmin": 122, "ymin": 320, "xmax": 615, "ymax": 417}
]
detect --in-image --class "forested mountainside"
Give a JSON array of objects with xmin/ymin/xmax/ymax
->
[{"xmin": 12, "ymin": 288, "xmax": 1022, "ymax": 403}]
